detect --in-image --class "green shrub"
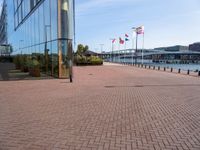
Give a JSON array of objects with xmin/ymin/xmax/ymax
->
[
  {"xmin": 27, "ymin": 59, "xmax": 40, "ymax": 77},
  {"xmin": 13, "ymin": 55, "xmax": 21, "ymax": 69},
  {"xmin": 90, "ymin": 56, "xmax": 103, "ymax": 65},
  {"xmin": 74, "ymin": 55, "xmax": 103, "ymax": 66},
  {"xmin": 75, "ymin": 55, "xmax": 87, "ymax": 65},
  {"xmin": 27, "ymin": 59, "xmax": 40, "ymax": 69}
]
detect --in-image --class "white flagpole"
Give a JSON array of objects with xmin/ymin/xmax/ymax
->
[
  {"xmin": 118, "ymin": 38, "xmax": 120, "ymax": 50},
  {"xmin": 124, "ymin": 40, "xmax": 126, "ymax": 63},
  {"xmin": 125, "ymin": 40, "xmax": 126, "ymax": 50},
  {"xmin": 142, "ymin": 33, "xmax": 145, "ymax": 64},
  {"xmin": 132, "ymin": 32, "xmax": 135, "ymax": 65},
  {"xmin": 112, "ymin": 42, "xmax": 114, "ymax": 62},
  {"xmin": 111, "ymin": 42, "xmax": 113, "ymax": 62},
  {"xmin": 110, "ymin": 39, "xmax": 112, "ymax": 62}
]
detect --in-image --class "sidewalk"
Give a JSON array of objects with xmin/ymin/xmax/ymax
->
[{"xmin": 0, "ymin": 65, "xmax": 200, "ymax": 149}]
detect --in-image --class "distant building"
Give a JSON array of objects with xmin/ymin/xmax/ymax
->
[
  {"xmin": 83, "ymin": 50, "xmax": 98, "ymax": 57},
  {"xmin": 154, "ymin": 45, "xmax": 188, "ymax": 52},
  {"xmin": 189, "ymin": 42, "xmax": 200, "ymax": 52},
  {"xmin": 0, "ymin": 44, "xmax": 12, "ymax": 56}
]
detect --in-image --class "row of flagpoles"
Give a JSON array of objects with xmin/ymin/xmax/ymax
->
[
  {"xmin": 110, "ymin": 25, "xmax": 145, "ymax": 64},
  {"xmin": 111, "ymin": 25, "xmax": 145, "ymax": 50}
]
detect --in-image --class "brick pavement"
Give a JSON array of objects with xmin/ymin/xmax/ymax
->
[{"xmin": 0, "ymin": 64, "xmax": 200, "ymax": 150}]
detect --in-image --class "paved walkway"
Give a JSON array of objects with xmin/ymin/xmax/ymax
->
[{"xmin": 0, "ymin": 64, "xmax": 200, "ymax": 150}]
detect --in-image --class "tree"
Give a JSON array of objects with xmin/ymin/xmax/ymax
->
[
  {"xmin": 77, "ymin": 44, "xmax": 85, "ymax": 55},
  {"xmin": 76, "ymin": 44, "xmax": 89, "ymax": 55},
  {"xmin": 84, "ymin": 45, "xmax": 89, "ymax": 52}
]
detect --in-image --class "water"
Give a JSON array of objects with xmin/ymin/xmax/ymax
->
[
  {"xmin": 148, "ymin": 64, "xmax": 200, "ymax": 72},
  {"xmin": 109, "ymin": 58, "xmax": 200, "ymax": 72}
]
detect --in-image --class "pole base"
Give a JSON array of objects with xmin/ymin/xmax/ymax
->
[{"xmin": 69, "ymin": 75, "xmax": 72, "ymax": 83}]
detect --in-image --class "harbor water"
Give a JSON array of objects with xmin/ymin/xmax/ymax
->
[{"xmin": 110, "ymin": 58, "xmax": 200, "ymax": 72}]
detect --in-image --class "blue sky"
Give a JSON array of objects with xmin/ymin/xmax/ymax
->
[
  {"xmin": 1, "ymin": 0, "xmax": 200, "ymax": 52},
  {"xmin": 76, "ymin": 0, "xmax": 200, "ymax": 52}
]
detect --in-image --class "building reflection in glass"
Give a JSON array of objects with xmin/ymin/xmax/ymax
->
[{"xmin": 4, "ymin": 0, "xmax": 75, "ymax": 78}]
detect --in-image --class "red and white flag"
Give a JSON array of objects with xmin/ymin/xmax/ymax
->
[
  {"xmin": 112, "ymin": 39, "xmax": 116, "ymax": 43},
  {"xmin": 125, "ymin": 34, "xmax": 129, "ymax": 37},
  {"xmin": 136, "ymin": 26, "xmax": 144, "ymax": 34},
  {"xmin": 119, "ymin": 37, "xmax": 124, "ymax": 44}
]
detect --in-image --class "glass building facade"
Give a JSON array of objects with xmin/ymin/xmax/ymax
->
[
  {"xmin": 0, "ymin": 0, "xmax": 7, "ymax": 44},
  {"xmin": 2, "ymin": 0, "xmax": 75, "ymax": 78}
]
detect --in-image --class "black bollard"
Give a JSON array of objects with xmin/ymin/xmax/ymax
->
[
  {"xmin": 178, "ymin": 69, "xmax": 181, "ymax": 73},
  {"xmin": 70, "ymin": 75, "xmax": 73, "ymax": 83},
  {"xmin": 171, "ymin": 68, "xmax": 173, "ymax": 72},
  {"xmin": 153, "ymin": 66, "xmax": 155, "ymax": 70},
  {"xmin": 198, "ymin": 71, "xmax": 200, "ymax": 76},
  {"xmin": 149, "ymin": 66, "xmax": 151, "ymax": 69},
  {"xmin": 164, "ymin": 67, "xmax": 166, "ymax": 71},
  {"xmin": 187, "ymin": 70, "xmax": 190, "ymax": 75},
  {"xmin": 158, "ymin": 66, "xmax": 160, "ymax": 70}
]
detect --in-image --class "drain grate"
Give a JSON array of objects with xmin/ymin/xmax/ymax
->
[
  {"xmin": 134, "ymin": 85, "xmax": 144, "ymax": 87},
  {"xmin": 104, "ymin": 86, "xmax": 116, "ymax": 88}
]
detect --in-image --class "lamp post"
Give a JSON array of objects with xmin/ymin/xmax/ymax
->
[
  {"xmin": 132, "ymin": 27, "xmax": 137, "ymax": 64},
  {"xmin": 132, "ymin": 26, "xmax": 144, "ymax": 64},
  {"xmin": 19, "ymin": 40, "xmax": 24, "ymax": 56},
  {"xmin": 45, "ymin": 25, "xmax": 51, "ymax": 50},
  {"xmin": 110, "ymin": 39, "xmax": 115, "ymax": 62},
  {"xmin": 100, "ymin": 44, "xmax": 104, "ymax": 59},
  {"xmin": 44, "ymin": 25, "xmax": 51, "ymax": 74}
]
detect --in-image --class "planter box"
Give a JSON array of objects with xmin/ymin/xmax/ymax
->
[
  {"xmin": 29, "ymin": 68, "xmax": 40, "ymax": 77},
  {"xmin": 15, "ymin": 65, "xmax": 20, "ymax": 70},
  {"xmin": 21, "ymin": 66, "xmax": 29, "ymax": 72}
]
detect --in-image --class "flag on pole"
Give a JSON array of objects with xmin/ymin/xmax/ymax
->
[
  {"xmin": 125, "ymin": 38, "xmax": 129, "ymax": 41},
  {"xmin": 119, "ymin": 37, "xmax": 124, "ymax": 44},
  {"xmin": 112, "ymin": 39, "xmax": 116, "ymax": 43},
  {"xmin": 125, "ymin": 34, "xmax": 129, "ymax": 41},
  {"xmin": 136, "ymin": 26, "xmax": 144, "ymax": 34}
]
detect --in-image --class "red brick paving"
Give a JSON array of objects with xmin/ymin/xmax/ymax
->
[{"xmin": 0, "ymin": 64, "xmax": 200, "ymax": 150}]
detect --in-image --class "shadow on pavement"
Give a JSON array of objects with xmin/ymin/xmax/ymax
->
[{"xmin": 104, "ymin": 84, "xmax": 200, "ymax": 88}]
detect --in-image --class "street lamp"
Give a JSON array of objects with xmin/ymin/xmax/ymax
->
[
  {"xmin": 132, "ymin": 27, "xmax": 138, "ymax": 64},
  {"xmin": 44, "ymin": 25, "xmax": 51, "ymax": 74},
  {"xmin": 45, "ymin": 25, "xmax": 51, "ymax": 50},
  {"xmin": 100, "ymin": 44, "xmax": 104, "ymax": 59},
  {"xmin": 19, "ymin": 40, "xmax": 24, "ymax": 56},
  {"xmin": 132, "ymin": 26, "xmax": 145, "ymax": 65},
  {"xmin": 110, "ymin": 38, "xmax": 115, "ymax": 62}
]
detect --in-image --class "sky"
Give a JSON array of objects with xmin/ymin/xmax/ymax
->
[
  {"xmin": 76, "ymin": 0, "xmax": 200, "ymax": 52},
  {"xmin": 0, "ymin": 0, "xmax": 200, "ymax": 52}
]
